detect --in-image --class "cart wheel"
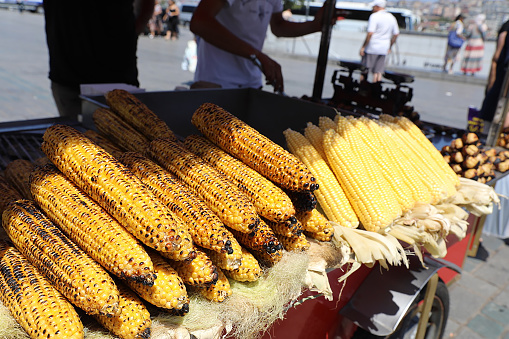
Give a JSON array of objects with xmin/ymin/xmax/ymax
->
[{"xmin": 351, "ymin": 279, "xmax": 449, "ymax": 339}]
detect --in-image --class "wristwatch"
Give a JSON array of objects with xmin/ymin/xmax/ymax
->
[{"xmin": 249, "ymin": 54, "xmax": 263, "ymax": 70}]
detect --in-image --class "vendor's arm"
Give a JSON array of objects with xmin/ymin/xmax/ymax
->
[
  {"xmin": 269, "ymin": 1, "xmax": 334, "ymax": 37},
  {"xmin": 359, "ymin": 32, "xmax": 373, "ymax": 56},
  {"xmin": 135, "ymin": 0, "xmax": 155, "ymax": 35},
  {"xmin": 487, "ymin": 31, "xmax": 507, "ymax": 91}
]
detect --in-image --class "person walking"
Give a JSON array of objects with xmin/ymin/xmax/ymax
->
[
  {"xmin": 443, "ymin": 14, "xmax": 466, "ymax": 74},
  {"xmin": 189, "ymin": 0, "xmax": 338, "ymax": 92},
  {"xmin": 359, "ymin": 0, "xmax": 399, "ymax": 83},
  {"xmin": 461, "ymin": 14, "xmax": 488, "ymax": 76},
  {"xmin": 163, "ymin": 0, "xmax": 180, "ymax": 40}
]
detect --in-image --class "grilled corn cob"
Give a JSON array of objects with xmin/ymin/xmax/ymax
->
[
  {"xmin": 284, "ymin": 127, "xmax": 359, "ymax": 227},
  {"xmin": 191, "ymin": 103, "xmax": 318, "ymax": 192},
  {"xmin": 2, "ymin": 200, "xmax": 120, "ymax": 316},
  {"xmin": 323, "ymin": 129, "xmax": 394, "ymax": 232},
  {"xmin": 120, "ymin": 152, "xmax": 242, "ymax": 268},
  {"xmin": 41, "ymin": 124, "xmax": 195, "ymax": 259},
  {"xmin": 0, "ymin": 240, "xmax": 84, "ymax": 339},
  {"xmin": 265, "ymin": 217, "xmax": 304, "ymax": 238},
  {"xmin": 0, "ymin": 175, "xmax": 23, "ymax": 214},
  {"xmin": 148, "ymin": 137, "xmax": 260, "ymax": 233},
  {"xmin": 276, "ymin": 233, "xmax": 310, "ymax": 252},
  {"xmin": 229, "ymin": 218, "xmax": 283, "ymax": 258},
  {"xmin": 193, "ymin": 267, "xmax": 232, "ymax": 302},
  {"xmin": 284, "ymin": 189, "xmax": 317, "ymax": 213},
  {"xmin": 84, "ymin": 129, "xmax": 124, "ymax": 159},
  {"xmin": 184, "ymin": 135, "xmax": 296, "ymax": 222},
  {"xmin": 4, "ymin": 158, "xmax": 34, "ymax": 199},
  {"xmin": 205, "ymin": 247, "xmax": 261, "ymax": 282},
  {"xmin": 304, "ymin": 220, "xmax": 335, "ymax": 242},
  {"xmin": 30, "ymin": 164, "xmax": 156, "ymax": 286},
  {"xmin": 125, "ymin": 249, "xmax": 189, "ymax": 315},
  {"xmin": 296, "ymin": 208, "xmax": 331, "ymax": 234},
  {"xmin": 164, "ymin": 249, "xmax": 218, "ymax": 286},
  {"xmin": 105, "ymin": 89, "xmax": 176, "ymax": 141},
  {"xmin": 94, "ymin": 282, "xmax": 151, "ymax": 339},
  {"xmin": 93, "ymin": 107, "xmax": 150, "ymax": 154}
]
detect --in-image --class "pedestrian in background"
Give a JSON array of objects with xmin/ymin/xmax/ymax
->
[
  {"xmin": 359, "ymin": 0, "xmax": 399, "ymax": 83},
  {"xmin": 461, "ymin": 14, "xmax": 488, "ymax": 76},
  {"xmin": 43, "ymin": 0, "xmax": 154, "ymax": 120},
  {"xmin": 163, "ymin": 0, "xmax": 180, "ymax": 40},
  {"xmin": 149, "ymin": 0, "xmax": 163, "ymax": 38},
  {"xmin": 443, "ymin": 14, "xmax": 465, "ymax": 74}
]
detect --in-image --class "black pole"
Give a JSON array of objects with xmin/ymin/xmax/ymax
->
[{"xmin": 311, "ymin": 0, "xmax": 336, "ymax": 101}]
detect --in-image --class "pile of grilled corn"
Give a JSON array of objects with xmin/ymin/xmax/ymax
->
[{"xmin": 0, "ymin": 90, "xmax": 334, "ymax": 339}]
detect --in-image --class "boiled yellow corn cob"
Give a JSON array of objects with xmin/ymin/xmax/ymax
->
[
  {"xmin": 4, "ymin": 158, "xmax": 34, "ymax": 199},
  {"xmin": 347, "ymin": 117, "xmax": 415, "ymax": 212},
  {"xmin": 284, "ymin": 128, "xmax": 359, "ymax": 227},
  {"xmin": 318, "ymin": 115, "xmax": 337, "ymax": 131},
  {"xmin": 229, "ymin": 218, "xmax": 283, "ymax": 260},
  {"xmin": 184, "ymin": 135, "xmax": 296, "ymax": 223},
  {"xmin": 84, "ymin": 129, "xmax": 124, "ymax": 159},
  {"xmin": 205, "ymin": 247, "xmax": 261, "ymax": 282},
  {"xmin": 323, "ymin": 129, "xmax": 394, "ymax": 232},
  {"xmin": 120, "ymin": 152, "xmax": 242, "ymax": 268},
  {"xmin": 94, "ymin": 282, "xmax": 151, "ymax": 339},
  {"xmin": 2, "ymin": 199, "xmax": 120, "ymax": 316},
  {"xmin": 296, "ymin": 208, "xmax": 331, "ymax": 234},
  {"xmin": 30, "ymin": 164, "xmax": 156, "ymax": 286},
  {"xmin": 362, "ymin": 117, "xmax": 432, "ymax": 204},
  {"xmin": 378, "ymin": 122, "xmax": 450, "ymax": 204},
  {"xmin": 303, "ymin": 122, "xmax": 328, "ymax": 164},
  {"xmin": 193, "ymin": 267, "xmax": 232, "ymax": 302},
  {"xmin": 126, "ymin": 249, "xmax": 189, "ymax": 315},
  {"xmin": 0, "ymin": 175, "xmax": 23, "ymax": 214},
  {"xmin": 191, "ymin": 103, "xmax": 318, "ymax": 192},
  {"xmin": 105, "ymin": 89, "xmax": 176, "ymax": 141},
  {"xmin": 0, "ymin": 240, "xmax": 84, "ymax": 339},
  {"xmin": 336, "ymin": 116, "xmax": 402, "ymax": 222},
  {"xmin": 93, "ymin": 107, "xmax": 150, "ymax": 154},
  {"xmin": 148, "ymin": 137, "xmax": 260, "ymax": 233},
  {"xmin": 163, "ymin": 249, "xmax": 218, "ymax": 286},
  {"xmin": 276, "ymin": 233, "xmax": 310, "ymax": 252},
  {"xmin": 393, "ymin": 116, "xmax": 461, "ymax": 188},
  {"xmin": 265, "ymin": 217, "xmax": 304, "ymax": 238},
  {"xmin": 41, "ymin": 124, "xmax": 195, "ymax": 259}
]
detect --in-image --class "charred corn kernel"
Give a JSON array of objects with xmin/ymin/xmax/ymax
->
[
  {"xmin": 148, "ymin": 137, "xmax": 260, "ymax": 233},
  {"xmin": 304, "ymin": 223, "xmax": 335, "ymax": 242},
  {"xmin": 303, "ymin": 122, "xmax": 328, "ymax": 164},
  {"xmin": 163, "ymin": 249, "xmax": 218, "ymax": 286},
  {"xmin": 191, "ymin": 103, "xmax": 318, "ymax": 192},
  {"xmin": 222, "ymin": 247, "xmax": 261, "ymax": 282},
  {"xmin": 30, "ymin": 164, "xmax": 156, "ymax": 286},
  {"xmin": 120, "ymin": 152, "xmax": 242, "ymax": 268},
  {"xmin": 126, "ymin": 249, "xmax": 189, "ymax": 315},
  {"xmin": 84, "ymin": 129, "xmax": 124, "ymax": 159},
  {"xmin": 41, "ymin": 124, "xmax": 195, "ymax": 259},
  {"xmin": 362, "ymin": 118, "xmax": 432, "ymax": 204},
  {"xmin": 105, "ymin": 89, "xmax": 176, "ymax": 141},
  {"xmin": 336, "ymin": 116, "xmax": 402, "ymax": 222},
  {"xmin": 194, "ymin": 267, "xmax": 232, "ymax": 302},
  {"xmin": 348, "ymin": 117, "xmax": 414, "ymax": 212},
  {"xmin": 276, "ymin": 233, "xmax": 310, "ymax": 252},
  {"xmin": 284, "ymin": 128, "xmax": 359, "ymax": 228},
  {"xmin": 265, "ymin": 217, "xmax": 304, "ymax": 238},
  {"xmin": 296, "ymin": 208, "xmax": 331, "ymax": 234},
  {"xmin": 0, "ymin": 175, "xmax": 23, "ymax": 214},
  {"xmin": 2, "ymin": 200, "xmax": 120, "ymax": 316},
  {"xmin": 229, "ymin": 218, "xmax": 283, "ymax": 256},
  {"xmin": 318, "ymin": 115, "xmax": 337, "ymax": 131},
  {"xmin": 394, "ymin": 116, "xmax": 461, "ymax": 188},
  {"xmin": 0, "ymin": 240, "xmax": 84, "ymax": 339},
  {"xmin": 4, "ymin": 159, "xmax": 34, "ymax": 199},
  {"xmin": 184, "ymin": 135, "xmax": 296, "ymax": 223},
  {"xmin": 94, "ymin": 282, "xmax": 151, "ymax": 339},
  {"xmin": 378, "ymin": 122, "xmax": 448, "ymax": 204},
  {"xmin": 93, "ymin": 108, "xmax": 150, "ymax": 154},
  {"xmin": 285, "ymin": 190, "xmax": 317, "ymax": 213},
  {"xmin": 323, "ymin": 129, "xmax": 393, "ymax": 232}
]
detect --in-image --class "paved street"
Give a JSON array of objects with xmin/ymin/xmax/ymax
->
[{"xmin": 1, "ymin": 8, "xmax": 509, "ymax": 339}]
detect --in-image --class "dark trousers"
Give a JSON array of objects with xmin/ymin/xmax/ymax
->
[{"xmin": 51, "ymin": 81, "xmax": 81, "ymax": 121}]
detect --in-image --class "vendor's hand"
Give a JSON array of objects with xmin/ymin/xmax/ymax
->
[
  {"xmin": 258, "ymin": 53, "xmax": 284, "ymax": 93},
  {"xmin": 359, "ymin": 47, "xmax": 365, "ymax": 57}
]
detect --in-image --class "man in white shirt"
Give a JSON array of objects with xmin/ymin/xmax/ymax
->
[
  {"xmin": 190, "ymin": 0, "xmax": 336, "ymax": 93},
  {"xmin": 359, "ymin": 0, "xmax": 399, "ymax": 83}
]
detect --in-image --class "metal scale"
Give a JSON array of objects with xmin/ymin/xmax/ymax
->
[{"xmin": 328, "ymin": 60, "xmax": 419, "ymax": 122}]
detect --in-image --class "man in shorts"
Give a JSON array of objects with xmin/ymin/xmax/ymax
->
[{"xmin": 359, "ymin": 0, "xmax": 399, "ymax": 83}]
